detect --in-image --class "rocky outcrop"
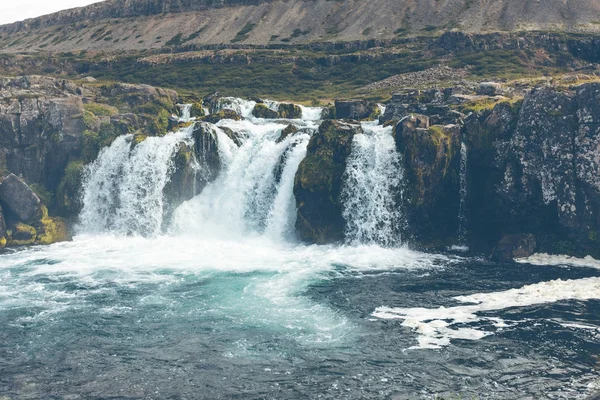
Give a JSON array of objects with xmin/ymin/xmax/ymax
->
[
  {"xmin": 294, "ymin": 120, "xmax": 361, "ymax": 244},
  {"xmin": 335, "ymin": 100, "xmax": 379, "ymax": 120},
  {"xmin": 191, "ymin": 122, "xmax": 225, "ymax": 188},
  {"xmin": 200, "ymin": 109, "xmax": 242, "ymax": 123}
]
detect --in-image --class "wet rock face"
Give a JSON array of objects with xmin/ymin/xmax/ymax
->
[
  {"xmin": 0, "ymin": 173, "xmax": 43, "ymax": 222},
  {"xmin": 395, "ymin": 116, "xmax": 461, "ymax": 243},
  {"xmin": 294, "ymin": 120, "xmax": 361, "ymax": 244}
]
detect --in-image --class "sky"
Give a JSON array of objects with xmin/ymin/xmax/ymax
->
[{"xmin": 0, "ymin": 0, "xmax": 105, "ymax": 25}]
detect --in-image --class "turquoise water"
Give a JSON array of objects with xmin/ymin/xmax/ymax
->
[{"xmin": 1, "ymin": 236, "xmax": 599, "ymax": 399}]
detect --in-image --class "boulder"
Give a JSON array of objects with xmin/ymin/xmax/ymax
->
[
  {"xmin": 277, "ymin": 103, "xmax": 302, "ymax": 119},
  {"xmin": 252, "ymin": 103, "xmax": 279, "ymax": 119},
  {"xmin": 492, "ymin": 233, "xmax": 537, "ymax": 261},
  {"xmin": 334, "ymin": 100, "xmax": 378, "ymax": 120},
  {"xmin": 294, "ymin": 120, "xmax": 361, "ymax": 244},
  {"xmin": 0, "ymin": 173, "xmax": 43, "ymax": 222}
]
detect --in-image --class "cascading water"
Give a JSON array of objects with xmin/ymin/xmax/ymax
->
[
  {"xmin": 457, "ymin": 141, "xmax": 468, "ymax": 246},
  {"xmin": 171, "ymin": 120, "xmax": 313, "ymax": 240},
  {"xmin": 341, "ymin": 122, "xmax": 404, "ymax": 247},
  {"xmin": 78, "ymin": 126, "xmax": 195, "ymax": 236},
  {"xmin": 177, "ymin": 103, "xmax": 192, "ymax": 121}
]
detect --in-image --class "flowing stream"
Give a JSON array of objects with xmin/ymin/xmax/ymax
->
[{"xmin": 1, "ymin": 99, "xmax": 599, "ymax": 399}]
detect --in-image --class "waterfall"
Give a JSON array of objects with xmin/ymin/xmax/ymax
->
[
  {"xmin": 341, "ymin": 123, "xmax": 404, "ymax": 247},
  {"xmin": 299, "ymin": 105, "xmax": 325, "ymax": 121},
  {"xmin": 264, "ymin": 133, "xmax": 311, "ymax": 241},
  {"xmin": 457, "ymin": 142, "xmax": 468, "ymax": 246},
  {"xmin": 79, "ymin": 126, "xmax": 195, "ymax": 236},
  {"xmin": 171, "ymin": 120, "xmax": 313, "ymax": 241},
  {"xmin": 177, "ymin": 103, "xmax": 192, "ymax": 121}
]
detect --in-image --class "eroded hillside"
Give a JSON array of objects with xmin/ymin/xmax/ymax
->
[{"xmin": 1, "ymin": 0, "xmax": 600, "ymax": 52}]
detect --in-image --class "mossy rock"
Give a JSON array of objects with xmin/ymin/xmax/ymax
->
[
  {"xmin": 190, "ymin": 102, "xmax": 206, "ymax": 118},
  {"xmin": 252, "ymin": 103, "xmax": 278, "ymax": 119},
  {"xmin": 37, "ymin": 215, "xmax": 70, "ymax": 245},
  {"xmin": 0, "ymin": 236, "xmax": 6, "ymax": 248},
  {"xmin": 200, "ymin": 110, "xmax": 242, "ymax": 123},
  {"xmin": 277, "ymin": 103, "xmax": 302, "ymax": 119}
]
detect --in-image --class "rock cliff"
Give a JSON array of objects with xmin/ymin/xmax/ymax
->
[{"xmin": 375, "ymin": 80, "xmax": 600, "ymax": 256}]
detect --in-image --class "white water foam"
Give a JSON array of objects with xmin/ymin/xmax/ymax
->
[
  {"xmin": 373, "ymin": 277, "xmax": 600, "ymax": 349},
  {"xmin": 342, "ymin": 122, "xmax": 404, "ymax": 246},
  {"xmin": 0, "ymin": 234, "xmax": 448, "ymax": 344},
  {"xmin": 516, "ymin": 253, "xmax": 600, "ymax": 270}
]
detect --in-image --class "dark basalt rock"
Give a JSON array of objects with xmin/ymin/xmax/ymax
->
[
  {"xmin": 492, "ymin": 233, "xmax": 537, "ymax": 261},
  {"xmin": 252, "ymin": 103, "xmax": 278, "ymax": 119},
  {"xmin": 0, "ymin": 173, "xmax": 43, "ymax": 223},
  {"xmin": 294, "ymin": 120, "xmax": 361, "ymax": 244},
  {"xmin": 334, "ymin": 100, "xmax": 378, "ymax": 120}
]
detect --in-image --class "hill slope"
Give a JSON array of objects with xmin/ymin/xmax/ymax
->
[{"xmin": 1, "ymin": 0, "xmax": 599, "ymax": 52}]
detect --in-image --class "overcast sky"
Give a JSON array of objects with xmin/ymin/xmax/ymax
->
[{"xmin": 0, "ymin": 0, "xmax": 105, "ymax": 25}]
